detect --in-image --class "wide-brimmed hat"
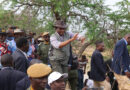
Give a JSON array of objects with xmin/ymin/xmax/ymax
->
[
  {"xmin": 53, "ymin": 20, "xmax": 67, "ymax": 29},
  {"xmin": 42, "ymin": 32, "xmax": 49, "ymax": 37}
]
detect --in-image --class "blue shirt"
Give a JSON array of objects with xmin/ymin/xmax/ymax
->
[
  {"xmin": 123, "ymin": 38, "xmax": 129, "ymax": 72},
  {"xmin": 6, "ymin": 37, "xmax": 17, "ymax": 53},
  {"xmin": 27, "ymin": 43, "xmax": 32, "ymax": 56},
  {"xmin": 123, "ymin": 38, "xmax": 128, "ymax": 45}
]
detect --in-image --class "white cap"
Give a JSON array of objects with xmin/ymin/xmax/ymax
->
[
  {"xmin": 14, "ymin": 29, "xmax": 23, "ymax": 33},
  {"xmin": 48, "ymin": 71, "xmax": 68, "ymax": 86}
]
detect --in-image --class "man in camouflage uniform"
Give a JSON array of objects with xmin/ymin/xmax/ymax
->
[
  {"xmin": 27, "ymin": 63, "xmax": 52, "ymax": 90},
  {"xmin": 37, "ymin": 32, "xmax": 50, "ymax": 64},
  {"xmin": 49, "ymin": 20, "xmax": 85, "ymax": 74}
]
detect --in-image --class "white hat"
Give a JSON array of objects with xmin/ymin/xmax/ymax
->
[
  {"xmin": 48, "ymin": 72, "xmax": 68, "ymax": 86},
  {"xmin": 14, "ymin": 29, "xmax": 23, "ymax": 33}
]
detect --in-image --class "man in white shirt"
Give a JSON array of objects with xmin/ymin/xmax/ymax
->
[{"xmin": 49, "ymin": 20, "xmax": 85, "ymax": 74}]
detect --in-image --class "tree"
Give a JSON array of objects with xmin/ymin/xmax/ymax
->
[{"xmin": 0, "ymin": 0, "xmax": 130, "ymax": 57}]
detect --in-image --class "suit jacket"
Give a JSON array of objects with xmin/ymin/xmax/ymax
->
[
  {"xmin": 12, "ymin": 49, "xmax": 29, "ymax": 73},
  {"xmin": 0, "ymin": 67, "xmax": 26, "ymax": 90},
  {"xmin": 112, "ymin": 39, "xmax": 130, "ymax": 75},
  {"xmin": 16, "ymin": 76, "xmax": 30, "ymax": 90},
  {"xmin": 90, "ymin": 50, "xmax": 106, "ymax": 81}
]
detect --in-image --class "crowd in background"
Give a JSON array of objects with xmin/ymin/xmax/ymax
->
[{"xmin": 0, "ymin": 20, "xmax": 130, "ymax": 90}]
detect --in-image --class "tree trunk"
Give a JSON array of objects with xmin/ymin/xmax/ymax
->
[{"xmin": 78, "ymin": 41, "xmax": 93, "ymax": 58}]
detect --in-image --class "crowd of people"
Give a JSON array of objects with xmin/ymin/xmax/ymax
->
[{"xmin": 0, "ymin": 20, "xmax": 130, "ymax": 90}]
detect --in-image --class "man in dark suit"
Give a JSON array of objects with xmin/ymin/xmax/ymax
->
[
  {"xmin": 16, "ymin": 59, "xmax": 43, "ymax": 90},
  {"xmin": 90, "ymin": 41, "xmax": 111, "ymax": 90},
  {"xmin": 0, "ymin": 54, "xmax": 27, "ymax": 90},
  {"xmin": 12, "ymin": 37, "xmax": 29, "ymax": 73},
  {"xmin": 112, "ymin": 34, "xmax": 130, "ymax": 90}
]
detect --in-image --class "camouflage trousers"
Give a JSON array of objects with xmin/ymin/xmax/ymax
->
[
  {"xmin": 68, "ymin": 69, "xmax": 78, "ymax": 90},
  {"xmin": 50, "ymin": 58, "xmax": 69, "ymax": 74},
  {"xmin": 114, "ymin": 73, "xmax": 130, "ymax": 90}
]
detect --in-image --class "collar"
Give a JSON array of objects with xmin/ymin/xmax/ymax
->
[
  {"xmin": 1, "ymin": 67, "xmax": 13, "ymax": 70},
  {"xmin": 96, "ymin": 49, "xmax": 100, "ymax": 52},
  {"xmin": 18, "ymin": 48, "xmax": 25, "ymax": 54},
  {"xmin": 55, "ymin": 32, "xmax": 65, "ymax": 37},
  {"xmin": 6, "ymin": 37, "xmax": 15, "ymax": 41},
  {"xmin": 123, "ymin": 38, "xmax": 128, "ymax": 45},
  {"xmin": 111, "ymin": 58, "xmax": 113, "ymax": 61},
  {"xmin": 17, "ymin": 48, "xmax": 28, "ymax": 59}
]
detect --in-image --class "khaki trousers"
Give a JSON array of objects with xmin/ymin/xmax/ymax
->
[
  {"xmin": 114, "ymin": 73, "xmax": 130, "ymax": 90},
  {"xmin": 94, "ymin": 80, "xmax": 111, "ymax": 90}
]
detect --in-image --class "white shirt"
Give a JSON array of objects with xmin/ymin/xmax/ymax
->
[
  {"xmin": 86, "ymin": 79, "xmax": 94, "ymax": 88},
  {"xmin": 50, "ymin": 31, "xmax": 81, "ymax": 49}
]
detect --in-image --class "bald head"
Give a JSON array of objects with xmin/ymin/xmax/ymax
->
[
  {"xmin": 1, "ymin": 54, "xmax": 13, "ymax": 67},
  {"xmin": 124, "ymin": 33, "xmax": 130, "ymax": 45}
]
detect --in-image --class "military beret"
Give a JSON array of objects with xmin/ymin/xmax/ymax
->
[{"xmin": 27, "ymin": 63, "xmax": 52, "ymax": 78}]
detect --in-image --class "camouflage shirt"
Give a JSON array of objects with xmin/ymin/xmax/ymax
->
[{"xmin": 37, "ymin": 42, "xmax": 50, "ymax": 64}]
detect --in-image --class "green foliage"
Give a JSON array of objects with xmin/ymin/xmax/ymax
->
[
  {"xmin": 127, "ymin": 46, "xmax": 130, "ymax": 53},
  {"xmin": 0, "ymin": 0, "xmax": 130, "ymax": 50},
  {"xmin": 0, "ymin": 8, "xmax": 44, "ymax": 33}
]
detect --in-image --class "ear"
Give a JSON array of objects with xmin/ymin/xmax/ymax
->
[{"xmin": 50, "ymin": 83, "xmax": 54, "ymax": 88}]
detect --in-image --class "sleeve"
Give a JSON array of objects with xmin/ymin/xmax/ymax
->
[
  {"xmin": 14, "ymin": 57, "xmax": 27, "ymax": 73},
  {"xmin": 114, "ymin": 43, "xmax": 124, "ymax": 61},
  {"xmin": 114, "ymin": 43, "xmax": 128, "ymax": 72},
  {"xmin": 37, "ymin": 45, "xmax": 41, "ymax": 56},
  {"xmin": 94, "ymin": 53, "xmax": 106, "ymax": 75},
  {"xmin": 27, "ymin": 45, "xmax": 32, "ymax": 56},
  {"xmin": 50, "ymin": 36, "xmax": 61, "ymax": 49}
]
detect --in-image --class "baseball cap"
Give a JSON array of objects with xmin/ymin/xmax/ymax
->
[{"xmin": 48, "ymin": 71, "xmax": 68, "ymax": 86}]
